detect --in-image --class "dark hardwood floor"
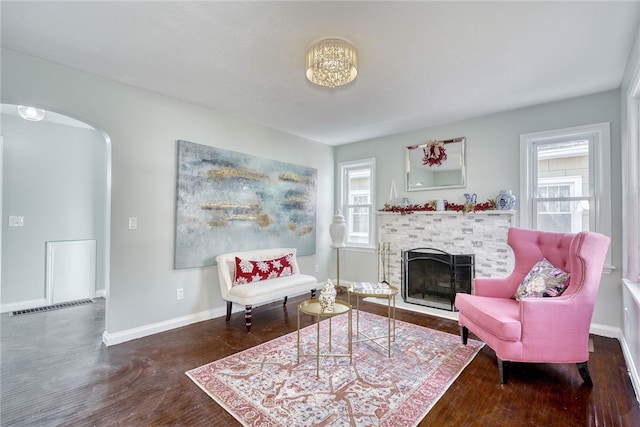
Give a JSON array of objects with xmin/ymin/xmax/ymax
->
[{"xmin": 1, "ymin": 296, "xmax": 639, "ymax": 426}]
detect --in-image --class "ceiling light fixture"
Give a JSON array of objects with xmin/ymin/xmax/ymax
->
[
  {"xmin": 306, "ymin": 38, "xmax": 358, "ymax": 88},
  {"xmin": 17, "ymin": 105, "xmax": 46, "ymax": 121}
]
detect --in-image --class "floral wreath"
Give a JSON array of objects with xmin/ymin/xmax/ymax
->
[{"xmin": 422, "ymin": 140, "xmax": 447, "ymax": 167}]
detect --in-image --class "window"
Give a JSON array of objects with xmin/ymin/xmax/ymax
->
[
  {"xmin": 537, "ymin": 175, "xmax": 584, "ymax": 233},
  {"xmin": 520, "ymin": 123, "xmax": 612, "ymax": 272},
  {"xmin": 339, "ymin": 159, "xmax": 375, "ymax": 247}
]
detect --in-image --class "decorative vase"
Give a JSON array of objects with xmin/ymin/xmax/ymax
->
[
  {"xmin": 496, "ymin": 190, "xmax": 516, "ymax": 210},
  {"xmin": 329, "ymin": 212, "xmax": 347, "ymax": 248},
  {"xmin": 319, "ymin": 279, "xmax": 337, "ymax": 313}
]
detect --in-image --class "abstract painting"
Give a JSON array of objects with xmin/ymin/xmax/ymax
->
[{"xmin": 174, "ymin": 140, "xmax": 317, "ymax": 269}]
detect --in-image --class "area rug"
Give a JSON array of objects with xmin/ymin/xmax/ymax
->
[{"xmin": 186, "ymin": 311, "xmax": 483, "ymax": 426}]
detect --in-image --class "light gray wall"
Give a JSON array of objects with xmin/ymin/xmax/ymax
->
[
  {"xmin": 1, "ymin": 48, "xmax": 335, "ymax": 334},
  {"xmin": 1, "ymin": 113, "xmax": 107, "ymax": 306},
  {"xmin": 335, "ymin": 89, "xmax": 623, "ymax": 328}
]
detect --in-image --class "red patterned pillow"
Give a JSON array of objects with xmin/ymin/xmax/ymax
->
[{"xmin": 233, "ymin": 253, "xmax": 294, "ymax": 285}]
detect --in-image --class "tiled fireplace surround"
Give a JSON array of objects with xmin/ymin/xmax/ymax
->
[{"xmin": 377, "ymin": 211, "xmax": 517, "ymax": 290}]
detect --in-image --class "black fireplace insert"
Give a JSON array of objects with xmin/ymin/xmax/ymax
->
[{"xmin": 401, "ymin": 248, "xmax": 475, "ymax": 311}]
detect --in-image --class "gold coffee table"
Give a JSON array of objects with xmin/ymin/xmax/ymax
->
[
  {"xmin": 297, "ymin": 299, "xmax": 352, "ymax": 377},
  {"xmin": 340, "ymin": 281, "xmax": 398, "ymax": 357}
]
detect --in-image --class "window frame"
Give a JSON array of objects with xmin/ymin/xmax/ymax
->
[
  {"xmin": 520, "ymin": 123, "xmax": 613, "ymax": 273},
  {"xmin": 338, "ymin": 158, "xmax": 376, "ymax": 249}
]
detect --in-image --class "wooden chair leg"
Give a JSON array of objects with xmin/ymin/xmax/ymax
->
[
  {"xmin": 310, "ymin": 289, "xmax": 316, "ymax": 298},
  {"xmin": 498, "ymin": 358, "xmax": 510, "ymax": 384},
  {"xmin": 244, "ymin": 305, "xmax": 252, "ymax": 332},
  {"xmin": 225, "ymin": 301, "xmax": 232, "ymax": 321},
  {"xmin": 460, "ymin": 326, "xmax": 469, "ymax": 345},
  {"xmin": 577, "ymin": 361, "xmax": 593, "ymax": 386},
  {"xmin": 283, "ymin": 296, "xmax": 288, "ymax": 305}
]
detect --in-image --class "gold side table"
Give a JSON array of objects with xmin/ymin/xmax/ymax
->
[
  {"xmin": 341, "ymin": 281, "xmax": 398, "ymax": 357},
  {"xmin": 297, "ymin": 299, "xmax": 352, "ymax": 377}
]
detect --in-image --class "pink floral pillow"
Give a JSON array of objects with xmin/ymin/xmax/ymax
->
[
  {"xmin": 513, "ymin": 258, "xmax": 570, "ymax": 300},
  {"xmin": 233, "ymin": 253, "xmax": 294, "ymax": 285}
]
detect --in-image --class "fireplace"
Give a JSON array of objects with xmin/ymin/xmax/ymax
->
[{"xmin": 401, "ymin": 248, "xmax": 475, "ymax": 311}]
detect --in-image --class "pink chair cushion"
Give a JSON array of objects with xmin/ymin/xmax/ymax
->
[{"xmin": 455, "ymin": 293, "xmax": 521, "ymax": 341}]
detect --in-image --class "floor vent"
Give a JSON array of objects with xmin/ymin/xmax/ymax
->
[{"xmin": 10, "ymin": 299, "xmax": 94, "ymax": 316}]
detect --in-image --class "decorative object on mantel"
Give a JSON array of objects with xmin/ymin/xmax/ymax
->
[
  {"xmin": 388, "ymin": 180, "xmax": 398, "ymax": 204},
  {"xmin": 464, "ymin": 193, "xmax": 477, "ymax": 205},
  {"xmin": 422, "ymin": 140, "xmax": 448, "ymax": 166},
  {"xmin": 436, "ymin": 199, "xmax": 447, "ymax": 211},
  {"xmin": 381, "ymin": 197, "xmax": 496, "ymax": 215},
  {"xmin": 495, "ymin": 189, "xmax": 516, "ymax": 210}
]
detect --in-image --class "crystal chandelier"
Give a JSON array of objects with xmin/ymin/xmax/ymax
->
[{"xmin": 306, "ymin": 39, "xmax": 358, "ymax": 88}]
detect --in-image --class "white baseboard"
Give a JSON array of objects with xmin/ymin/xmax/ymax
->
[
  {"xmin": 589, "ymin": 322, "xmax": 621, "ymax": 339},
  {"xmin": 102, "ymin": 306, "xmax": 227, "ymax": 346},
  {"xmin": 0, "ymin": 298, "xmax": 48, "ymax": 314}
]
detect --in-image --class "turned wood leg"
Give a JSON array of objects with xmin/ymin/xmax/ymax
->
[
  {"xmin": 577, "ymin": 361, "xmax": 593, "ymax": 386},
  {"xmin": 498, "ymin": 358, "xmax": 510, "ymax": 384},
  {"xmin": 310, "ymin": 289, "xmax": 316, "ymax": 298},
  {"xmin": 225, "ymin": 301, "xmax": 232, "ymax": 321},
  {"xmin": 283, "ymin": 296, "xmax": 288, "ymax": 305},
  {"xmin": 460, "ymin": 326, "xmax": 469, "ymax": 345},
  {"xmin": 245, "ymin": 305, "xmax": 252, "ymax": 332}
]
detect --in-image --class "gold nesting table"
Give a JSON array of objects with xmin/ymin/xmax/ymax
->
[
  {"xmin": 297, "ymin": 299, "xmax": 352, "ymax": 377},
  {"xmin": 340, "ymin": 281, "xmax": 398, "ymax": 357}
]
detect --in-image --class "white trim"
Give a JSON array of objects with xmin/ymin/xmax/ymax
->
[
  {"xmin": 624, "ymin": 57, "xmax": 640, "ymax": 282},
  {"xmin": 338, "ymin": 158, "xmax": 376, "ymax": 249},
  {"xmin": 0, "ymin": 136, "xmax": 3, "ymax": 307},
  {"xmin": 102, "ymin": 306, "xmax": 227, "ymax": 346}
]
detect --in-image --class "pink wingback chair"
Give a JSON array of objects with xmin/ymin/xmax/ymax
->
[{"xmin": 455, "ymin": 227, "xmax": 610, "ymax": 385}]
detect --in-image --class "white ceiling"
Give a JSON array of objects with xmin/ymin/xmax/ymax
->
[{"xmin": 1, "ymin": 1, "xmax": 639, "ymax": 145}]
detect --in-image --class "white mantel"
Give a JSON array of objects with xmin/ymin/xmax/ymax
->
[{"xmin": 377, "ymin": 211, "xmax": 517, "ymax": 287}]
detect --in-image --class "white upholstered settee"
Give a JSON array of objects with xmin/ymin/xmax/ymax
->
[{"xmin": 215, "ymin": 247, "xmax": 317, "ymax": 332}]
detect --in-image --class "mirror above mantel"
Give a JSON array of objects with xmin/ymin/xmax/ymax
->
[{"xmin": 406, "ymin": 137, "xmax": 466, "ymax": 191}]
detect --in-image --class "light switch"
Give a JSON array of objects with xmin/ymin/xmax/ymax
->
[
  {"xmin": 9, "ymin": 216, "xmax": 24, "ymax": 227},
  {"xmin": 128, "ymin": 217, "xmax": 137, "ymax": 230}
]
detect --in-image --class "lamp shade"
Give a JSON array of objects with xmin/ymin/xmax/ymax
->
[{"xmin": 306, "ymin": 39, "xmax": 358, "ymax": 88}]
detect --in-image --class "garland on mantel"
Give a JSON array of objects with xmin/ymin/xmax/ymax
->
[{"xmin": 381, "ymin": 199, "xmax": 496, "ymax": 215}]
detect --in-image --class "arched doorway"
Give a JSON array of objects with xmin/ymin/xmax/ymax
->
[{"xmin": 0, "ymin": 103, "xmax": 110, "ymax": 331}]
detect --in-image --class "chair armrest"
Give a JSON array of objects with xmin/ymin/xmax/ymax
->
[
  {"xmin": 473, "ymin": 277, "xmax": 519, "ymax": 298},
  {"xmin": 519, "ymin": 296, "xmax": 593, "ymax": 360}
]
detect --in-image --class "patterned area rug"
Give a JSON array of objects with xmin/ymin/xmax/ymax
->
[{"xmin": 186, "ymin": 311, "xmax": 483, "ymax": 426}]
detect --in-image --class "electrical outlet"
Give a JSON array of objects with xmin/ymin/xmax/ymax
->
[
  {"xmin": 128, "ymin": 217, "xmax": 137, "ymax": 230},
  {"xmin": 314, "ymin": 264, "xmax": 319, "ymax": 273},
  {"xmin": 176, "ymin": 288, "xmax": 184, "ymax": 300}
]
